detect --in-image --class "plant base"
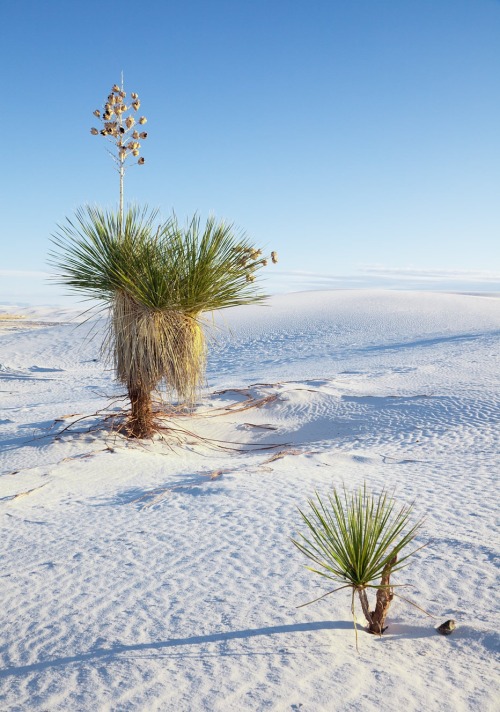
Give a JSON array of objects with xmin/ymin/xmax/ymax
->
[
  {"xmin": 128, "ymin": 386, "xmax": 155, "ymax": 438},
  {"xmin": 358, "ymin": 555, "xmax": 397, "ymax": 635}
]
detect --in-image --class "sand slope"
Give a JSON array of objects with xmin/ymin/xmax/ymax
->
[{"xmin": 0, "ymin": 291, "xmax": 499, "ymax": 711}]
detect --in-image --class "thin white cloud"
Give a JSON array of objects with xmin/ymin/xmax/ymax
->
[
  {"xmin": 271, "ymin": 270, "xmax": 348, "ymax": 281},
  {"xmin": 359, "ymin": 266, "xmax": 500, "ymax": 282},
  {"xmin": 267, "ymin": 266, "xmax": 500, "ymax": 293},
  {"xmin": 0, "ymin": 270, "xmax": 51, "ymax": 278}
]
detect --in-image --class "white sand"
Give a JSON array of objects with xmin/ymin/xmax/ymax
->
[{"xmin": 0, "ymin": 290, "xmax": 499, "ymax": 711}]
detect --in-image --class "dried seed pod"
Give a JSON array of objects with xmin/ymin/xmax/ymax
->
[
  {"xmin": 246, "ymin": 273, "xmax": 256, "ymax": 282},
  {"xmin": 261, "ymin": 259, "xmax": 268, "ymax": 266},
  {"xmin": 139, "ymin": 131, "xmax": 148, "ymax": 139},
  {"xmin": 93, "ymin": 109, "xmax": 100, "ymax": 118},
  {"xmin": 90, "ymin": 127, "xmax": 99, "ymax": 135},
  {"xmin": 119, "ymin": 91, "xmax": 126, "ymax": 99},
  {"xmin": 138, "ymin": 116, "xmax": 147, "ymax": 124},
  {"xmin": 132, "ymin": 149, "xmax": 139, "ymax": 156},
  {"xmin": 132, "ymin": 100, "xmax": 140, "ymax": 111},
  {"xmin": 103, "ymin": 112, "xmax": 111, "ymax": 120},
  {"xmin": 131, "ymin": 92, "xmax": 138, "ymax": 100},
  {"xmin": 138, "ymin": 157, "xmax": 145, "ymax": 165},
  {"xmin": 100, "ymin": 129, "xmax": 107, "ymax": 136},
  {"xmin": 112, "ymin": 84, "xmax": 120, "ymax": 92},
  {"xmin": 126, "ymin": 141, "xmax": 135, "ymax": 149},
  {"xmin": 125, "ymin": 116, "xmax": 135, "ymax": 129},
  {"xmin": 271, "ymin": 251, "xmax": 278, "ymax": 264},
  {"xmin": 132, "ymin": 130, "xmax": 140, "ymax": 139},
  {"xmin": 119, "ymin": 127, "xmax": 125, "ymax": 133},
  {"xmin": 108, "ymin": 94, "xmax": 114, "ymax": 103}
]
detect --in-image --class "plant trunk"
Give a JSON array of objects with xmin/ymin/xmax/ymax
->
[
  {"xmin": 368, "ymin": 554, "xmax": 397, "ymax": 634},
  {"xmin": 128, "ymin": 383, "xmax": 154, "ymax": 438},
  {"xmin": 357, "ymin": 587, "xmax": 374, "ymax": 628}
]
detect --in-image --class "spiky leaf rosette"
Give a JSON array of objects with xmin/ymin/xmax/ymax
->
[
  {"xmin": 292, "ymin": 484, "xmax": 423, "ymax": 591},
  {"xmin": 50, "ymin": 206, "xmax": 270, "ymax": 403},
  {"xmin": 50, "ymin": 207, "xmax": 268, "ymax": 310}
]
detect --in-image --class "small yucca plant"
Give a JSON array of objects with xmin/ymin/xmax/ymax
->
[{"xmin": 292, "ymin": 484, "xmax": 425, "ymax": 647}]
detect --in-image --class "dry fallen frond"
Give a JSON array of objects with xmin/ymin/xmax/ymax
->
[{"xmin": 263, "ymin": 448, "xmax": 309, "ymax": 463}]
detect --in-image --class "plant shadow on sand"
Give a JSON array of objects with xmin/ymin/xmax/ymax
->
[
  {"xmin": 0, "ymin": 621, "xmax": 368, "ymax": 677},
  {"xmin": 1, "ymin": 616, "xmax": 494, "ymax": 681},
  {"xmin": 2, "ymin": 621, "xmax": 491, "ymax": 678},
  {"xmin": 0, "ymin": 416, "xmax": 110, "ymax": 456},
  {"xmin": 98, "ymin": 475, "xmax": 226, "ymax": 508}
]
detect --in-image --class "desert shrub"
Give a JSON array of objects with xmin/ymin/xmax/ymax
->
[
  {"xmin": 292, "ymin": 484, "xmax": 425, "ymax": 647},
  {"xmin": 51, "ymin": 207, "xmax": 271, "ymax": 436}
]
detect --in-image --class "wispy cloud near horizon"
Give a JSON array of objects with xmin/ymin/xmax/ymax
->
[
  {"xmin": 268, "ymin": 266, "xmax": 500, "ymax": 293},
  {"xmin": 359, "ymin": 266, "xmax": 500, "ymax": 283},
  {"xmin": 0, "ymin": 269, "xmax": 51, "ymax": 279}
]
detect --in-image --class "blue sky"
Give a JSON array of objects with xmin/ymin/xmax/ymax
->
[{"xmin": 2, "ymin": 0, "xmax": 499, "ymax": 304}]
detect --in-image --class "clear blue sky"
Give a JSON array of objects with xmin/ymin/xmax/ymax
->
[{"xmin": 2, "ymin": 0, "xmax": 499, "ymax": 304}]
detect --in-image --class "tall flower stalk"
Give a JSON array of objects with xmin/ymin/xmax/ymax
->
[{"xmin": 90, "ymin": 79, "xmax": 148, "ymax": 233}]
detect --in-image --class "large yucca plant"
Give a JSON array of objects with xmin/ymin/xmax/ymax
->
[
  {"xmin": 292, "ymin": 484, "xmax": 425, "ymax": 646},
  {"xmin": 50, "ymin": 206, "xmax": 270, "ymax": 437},
  {"xmin": 50, "ymin": 79, "xmax": 275, "ymax": 438}
]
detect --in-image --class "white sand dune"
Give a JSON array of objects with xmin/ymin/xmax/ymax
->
[{"xmin": 0, "ymin": 291, "xmax": 499, "ymax": 711}]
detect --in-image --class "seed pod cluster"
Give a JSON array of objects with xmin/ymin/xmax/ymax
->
[
  {"xmin": 90, "ymin": 82, "xmax": 148, "ymax": 167},
  {"xmin": 231, "ymin": 245, "xmax": 278, "ymax": 282}
]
